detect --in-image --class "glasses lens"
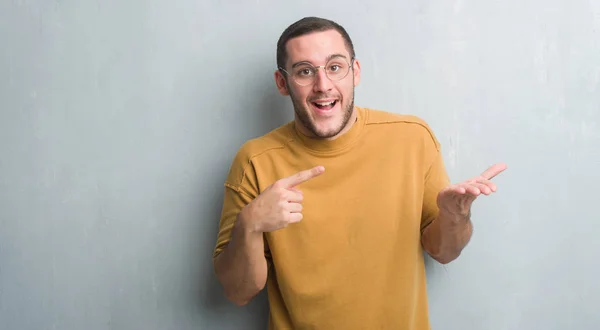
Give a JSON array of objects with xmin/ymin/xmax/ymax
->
[
  {"xmin": 292, "ymin": 65, "xmax": 315, "ymax": 86},
  {"xmin": 325, "ymin": 60, "xmax": 350, "ymax": 81}
]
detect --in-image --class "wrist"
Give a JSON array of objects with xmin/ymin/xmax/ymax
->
[
  {"xmin": 237, "ymin": 205, "xmax": 262, "ymax": 235},
  {"xmin": 438, "ymin": 208, "xmax": 471, "ymax": 225}
]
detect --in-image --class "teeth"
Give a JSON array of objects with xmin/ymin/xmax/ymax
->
[{"xmin": 316, "ymin": 101, "xmax": 334, "ymax": 106}]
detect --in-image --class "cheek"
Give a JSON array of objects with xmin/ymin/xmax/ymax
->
[
  {"xmin": 291, "ymin": 88, "xmax": 311, "ymax": 104},
  {"xmin": 338, "ymin": 82, "xmax": 354, "ymax": 100}
]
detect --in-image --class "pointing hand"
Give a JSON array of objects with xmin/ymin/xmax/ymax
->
[{"xmin": 241, "ymin": 166, "xmax": 325, "ymax": 233}]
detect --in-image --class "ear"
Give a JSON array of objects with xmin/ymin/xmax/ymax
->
[
  {"xmin": 274, "ymin": 70, "xmax": 290, "ymax": 96},
  {"xmin": 352, "ymin": 58, "xmax": 361, "ymax": 87}
]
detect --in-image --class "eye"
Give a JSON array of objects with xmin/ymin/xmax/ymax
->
[{"xmin": 296, "ymin": 67, "xmax": 314, "ymax": 77}]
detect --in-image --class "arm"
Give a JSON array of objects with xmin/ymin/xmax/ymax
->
[
  {"xmin": 421, "ymin": 162, "xmax": 507, "ymax": 264},
  {"xmin": 213, "ymin": 208, "xmax": 268, "ymax": 306},
  {"xmin": 213, "ymin": 165, "xmax": 325, "ymax": 306},
  {"xmin": 414, "ymin": 120, "xmax": 507, "ymax": 264},
  {"xmin": 421, "ymin": 209, "xmax": 473, "ymax": 264}
]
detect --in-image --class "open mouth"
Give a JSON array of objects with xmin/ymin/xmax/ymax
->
[{"xmin": 312, "ymin": 100, "xmax": 337, "ymax": 111}]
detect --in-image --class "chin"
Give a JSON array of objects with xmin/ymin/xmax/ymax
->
[
  {"xmin": 310, "ymin": 121, "xmax": 345, "ymax": 139},
  {"xmin": 293, "ymin": 96, "xmax": 354, "ymax": 139}
]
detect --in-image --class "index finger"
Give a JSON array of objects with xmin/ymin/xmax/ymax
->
[
  {"xmin": 278, "ymin": 166, "xmax": 325, "ymax": 188},
  {"xmin": 480, "ymin": 162, "xmax": 507, "ymax": 180}
]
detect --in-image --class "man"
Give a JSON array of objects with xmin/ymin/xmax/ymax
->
[{"xmin": 212, "ymin": 16, "xmax": 507, "ymax": 330}]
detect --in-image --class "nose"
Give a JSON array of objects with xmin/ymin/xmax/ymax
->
[{"xmin": 312, "ymin": 67, "xmax": 333, "ymax": 93}]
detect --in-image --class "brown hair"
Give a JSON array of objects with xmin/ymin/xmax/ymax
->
[{"xmin": 276, "ymin": 17, "xmax": 356, "ymax": 71}]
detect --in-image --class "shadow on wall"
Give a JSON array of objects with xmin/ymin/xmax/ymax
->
[{"xmin": 192, "ymin": 64, "xmax": 292, "ymax": 326}]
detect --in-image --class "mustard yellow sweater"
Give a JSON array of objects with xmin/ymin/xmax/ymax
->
[{"xmin": 214, "ymin": 106, "xmax": 450, "ymax": 330}]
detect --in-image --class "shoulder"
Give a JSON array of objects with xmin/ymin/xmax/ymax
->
[
  {"xmin": 362, "ymin": 107, "xmax": 441, "ymax": 149},
  {"xmin": 235, "ymin": 122, "xmax": 294, "ymax": 161},
  {"xmin": 226, "ymin": 122, "xmax": 294, "ymax": 186}
]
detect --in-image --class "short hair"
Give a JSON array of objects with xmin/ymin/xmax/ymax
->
[{"xmin": 276, "ymin": 17, "xmax": 356, "ymax": 70}]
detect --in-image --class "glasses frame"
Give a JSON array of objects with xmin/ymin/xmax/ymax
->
[{"xmin": 279, "ymin": 57, "xmax": 355, "ymax": 87}]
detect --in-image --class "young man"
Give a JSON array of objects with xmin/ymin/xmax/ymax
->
[{"xmin": 212, "ymin": 16, "xmax": 506, "ymax": 330}]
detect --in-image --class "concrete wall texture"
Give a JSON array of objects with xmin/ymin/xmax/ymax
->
[{"xmin": 1, "ymin": 0, "xmax": 599, "ymax": 329}]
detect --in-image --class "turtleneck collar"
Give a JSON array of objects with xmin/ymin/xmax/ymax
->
[{"xmin": 292, "ymin": 106, "xmax": 366, "ymax": 153}]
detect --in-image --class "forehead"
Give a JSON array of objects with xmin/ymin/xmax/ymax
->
[{"xmin": 285, "ymin": 29, "xmax": 350, "ymax": 66}]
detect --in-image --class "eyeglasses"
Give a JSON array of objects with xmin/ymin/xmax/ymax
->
[{"xmin": 279, "ymin": 57, "xmax": 354, "ymax": 86}]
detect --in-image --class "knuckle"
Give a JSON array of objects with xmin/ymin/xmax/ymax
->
[{"xmin": 278, "ymin": 200, "xmax": 288, "ymax": 209}]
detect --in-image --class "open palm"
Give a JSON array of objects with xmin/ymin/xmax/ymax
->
[{"xmin": 437, "ymin": 163, "xmax": 507, "ymax": 217}]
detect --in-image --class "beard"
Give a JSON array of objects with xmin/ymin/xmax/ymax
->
[{"xmin": 288, "ymin": 83, "xmax": 355, "ymax": 139}]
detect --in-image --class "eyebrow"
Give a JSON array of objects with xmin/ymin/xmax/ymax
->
[{"xmin": 291, "ymin": 53, "xmax": 348, "ymax": 68}]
